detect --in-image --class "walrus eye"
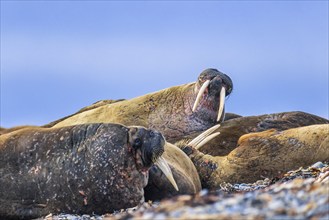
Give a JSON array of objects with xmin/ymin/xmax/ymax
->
[
  {"xmin": 133, "ymin": 138, "xmax": 142, "ymax": 149},
  {"xmin": 149, "ymin": 131, "xmax": 154, "ymax": 137}
]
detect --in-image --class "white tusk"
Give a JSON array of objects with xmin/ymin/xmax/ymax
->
[
  {"xmin": 188, "ymin": 124, "xmax": 221, "ymax": 148},
  {"xmin": 154, "ymin": 155, "xmax": 179, "ymax": 191},
  {"xmin": 192, "ymin": 80, "xmax": 210, "ymax": 112},
  {"xmin": 195, "ymin": 132, "xmax": 220, "ymax": 149},
  {"xmin": 217, "ymin": 87, "xmax": 226, "ymax": 122}
]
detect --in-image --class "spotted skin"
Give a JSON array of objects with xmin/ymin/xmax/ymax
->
[{"xmin": 0, "ymin": 123, "xmax": 165, "ymax": 218}]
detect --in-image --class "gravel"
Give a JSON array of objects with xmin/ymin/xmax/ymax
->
[{"xmin": 41, "ymin": 161, "xmax": 329, "ymax": 220}]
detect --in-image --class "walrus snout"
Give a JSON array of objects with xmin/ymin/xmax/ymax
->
[
  {"xmin": 193, "ymin": 68, "xmax": 233, "ymax": 122},
  {"xmin": 208, "ymin": 74, "xmax": 233, "ymax": 96},
  {"xmin": 128, "ymin": 126, "xmax": 165, "ymax": 168},
  {"xmin": 196, "ymin": 68, "xmax": 233, "ymax": 94},
  {"xmin": 128, "ymin": 126, "xmax": 179, "ymax": 191}
]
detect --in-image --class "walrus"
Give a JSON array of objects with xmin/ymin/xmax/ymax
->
[
  {"xmin": 179, "ymin": 124, "xmax": 329, "ymax": 189},
  {"xmin": 174, "ymin": 111, "xmax": 329, "ymax": 156},
  {"xmin": 0, "ymin": 123, "xmax": 177, "ymax": 219},
  {"xmin": 46, "ymin": 68, "xmax": 233, "ymax": 143}
]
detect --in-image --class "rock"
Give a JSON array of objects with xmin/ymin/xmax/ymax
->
[
  {"xmin": 107, "ymin": 162, "xmax": 329, "ymax": 220},
  {"xmin": 311, "ymin": 161, "xmax": 326, "ymax": 169}
]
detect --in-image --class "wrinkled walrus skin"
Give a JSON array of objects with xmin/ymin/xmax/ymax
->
[
  {"xmin": 0, "ymin": 123, "xmax": 165, "ymax": 219},
  {"xmin": 47, "ymin": 68, "xmax": 233, "ymax": 143},
  {"xmin": 180, "ymin": 124, "xmax": 329, "ymax": 189},
  {"xmin": 175, "ymin": 111, "xmax": 329, "ymax": 156}
]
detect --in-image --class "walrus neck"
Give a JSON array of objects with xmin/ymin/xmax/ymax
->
[{"xmin": 147, "ymin": 83, "xmax": 216, "ymax": 142}]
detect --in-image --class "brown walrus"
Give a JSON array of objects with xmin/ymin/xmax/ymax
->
[
  {"xmin": 46, "ymin": 68, "xmax": 233, "ymax": 143},
  {"xmin": 0, "ymin": 123, "xmax": 177, "ymax": 219},
  {"xmin": 179, "ymin": 124, "xmax": 329, "ymax": 189},
  {"xmin": 175, "ymin": 111, "xmax": 329, "ymax": 156}
]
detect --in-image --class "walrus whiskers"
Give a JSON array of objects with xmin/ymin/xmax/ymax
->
[
  {"xmin": 155, "ymin": 155, "xmax": 179, "ymax": 191},
  {"xmin": 192, "ymin": 80, "xmax": 210, "ymax": 112},
  {"xmin": 151, "ymin": 147, "xmax": 164, "ymax": 163},
  {"xmin": 217, "ymin": 87, "xmax": 226, "ymax": 122},
  {"xmin": 188, "ymin": 124, "xmax": 221, "ymax": 148}
]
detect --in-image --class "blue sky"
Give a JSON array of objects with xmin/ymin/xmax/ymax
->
[{"xmin": 1, "ymin": 1, "xmax": 328, "ymax": 127}]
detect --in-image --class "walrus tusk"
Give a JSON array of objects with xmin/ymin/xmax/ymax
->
[
  {"xmin": 217, "ymin": 87, "xmax": 226, "ymax": 122},
  {"xmin": 192, "ymin": 80, "xmax": 210, "ymax": 112},
  {"xmin": 188, "ymin": 124, "xmax": 221, "ymax": 148},
  {"xmin": 154, "ymin": 155, "xmax": 179, "ymax": 191},
  {"xmin": 195, "ymin": 132, "xmax": 220, "ymax": 150}
]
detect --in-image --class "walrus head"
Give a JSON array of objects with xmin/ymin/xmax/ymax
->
[
  {"xmin": 128, "ymin": 126, "xmax": 179, "ymax": 191},
  {"xmin": 192, "ymin": 68, "xmax": 233, "ymax": 123}
]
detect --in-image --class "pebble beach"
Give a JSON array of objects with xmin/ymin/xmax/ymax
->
[{"xmin": 44, "ymin": 161, "xmax": 329, "ymax": 220}]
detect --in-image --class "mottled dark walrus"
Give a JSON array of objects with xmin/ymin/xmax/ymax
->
[{"xmin": 0, "ymin": 123, "xmax": 176, "ymax": 219}]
